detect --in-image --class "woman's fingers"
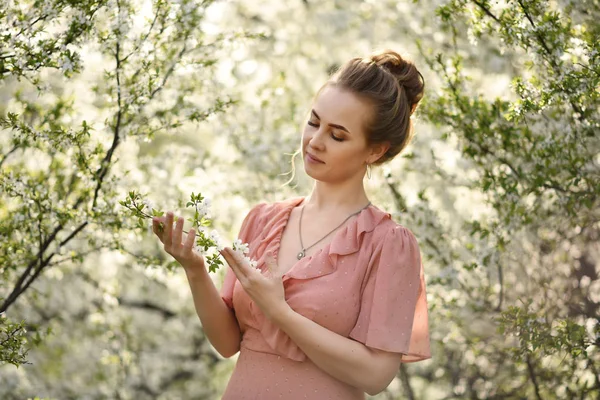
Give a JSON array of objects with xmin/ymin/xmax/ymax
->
[
  {"xmin": 221, "ymin": 247, "xmax": 247, "ymax": 281},
  {"xmin": 184, "ymin": 227, "xmax": 196, "ymax": 251},
  {"xmin": 152, "ymin": 218, "xmax": 161, "ymax": 239},
  {"xmin": 164, "ymin": 212, "xmax": 174, "ymax": 248},
  {"xmin": 152, "ymin": 217, "xmax": 165, "ymax": 242},
  {"xmin": 172, "ymin": 216, "xmax": 184, "ymax": 248}
]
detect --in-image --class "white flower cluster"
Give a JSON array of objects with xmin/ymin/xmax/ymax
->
[
  {"xmin": 58, "ymin": 56, "xmax": 74, "ymax": 74},
  {"xmin": 232, "ymin": 238, "xmax": 258, "ymax": 269},
  {"xmin": 197, "ymin": 196, "xmax": 211, "ymax": 219},
  {"xmin": 141, "ymin": 199, "xmax": 155, "ymax": 233},
  {"xmin": 209, "ymin": 229, "xmax": 224, "ymax": 251},
  {"xmin": 191, "ymin": 232, "xmax": 256, "ymax": 269},
  {"xmin": 232, "ymin": 238, "xmax": 248, "ymax": 255},
  {"xmin": 111, "ymin": 8, "xmax": 131, "ymax": 37},
  {"xmin": 142, "ymin": 199, "xmax": 154, "ymax": 212},
  {"xmin": 74, "ymin": 10, "xmax": 87, "ymax": 25},
  {"xmin": 141, "ymin": 195, "xmax": 258, "ymax": 271},
  {"xmin": 193, "ymin": 241, "xmax": 205, "ymax": 255}
]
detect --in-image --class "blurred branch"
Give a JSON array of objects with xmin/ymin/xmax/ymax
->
[
  {"xmin": 0, "ymin": 144, "xmax": 19, "ymax": 169},
  {"xmin": 121, "ymin": 4, "xmax": 162, "ymax": 64},
  {"xmin": 385, "ymin": 178, "xmax": 408, "ymax": 213},
  {"xmin": 516, "ymin": 0, "xmax": 555, "ymax": 66},
  {"xmin": 399, "ymin": 364, "xmax": 415, "ymax": 400},
  {"xmin": 495, "ymin": 260, "xmax": 504, "ymax": 311},
  {"xmin": 0, "ymin": 221, "xmax": 89, "ymax": 313},
  {"xmin": 46, "ymin": 247, "xmax": 105, "ymax": 267},
  {"xmin": 471, "ymin": 0, "xmax": 501, "ymax": 23},
  {"xmin": 0, "ymin": 325, "xmax": 24, "ymax": 348},
  {"xmin": 526, "ymin": 354, "xmax": 544, "ymax": 400},
  {"xmin": 117, "ymin": 298, "xmax": 177, "ymax": 319},
  {"xmin": 91, "ymin": 39, "xmax": 124, "ymax": 210}
]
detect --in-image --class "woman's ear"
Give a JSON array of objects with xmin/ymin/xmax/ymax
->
[{"xmin": 368, "ymin": 141, "xmax": 390, "ymax": 164}]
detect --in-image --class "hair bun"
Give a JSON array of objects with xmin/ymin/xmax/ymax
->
[{"xmin": 369, "ymin": 50, "xmax": 424, "ymax": 115}]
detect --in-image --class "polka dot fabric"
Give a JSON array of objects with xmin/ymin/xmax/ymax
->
[{"xmin": 220, "ymin": 197, "xmax": 430, "ymax": 399}]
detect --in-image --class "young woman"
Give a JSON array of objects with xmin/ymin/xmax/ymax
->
[{"xmin": 153, "ymin": 49, "xmax": 430, "ymax": 399}]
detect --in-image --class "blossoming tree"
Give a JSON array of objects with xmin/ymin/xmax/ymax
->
[{"xmin": 1, "ymin": 0, "xmax": 598, "ymax": 398}]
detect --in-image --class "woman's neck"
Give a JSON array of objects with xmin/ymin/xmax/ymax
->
[{"xmin": 304, "ymin": 181, "xmax": 370, "ymax": 214}]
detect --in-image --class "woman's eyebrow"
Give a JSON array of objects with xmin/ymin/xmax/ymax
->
[{"xmin": 312, "ymin": 109, "xmax": 351, "ymax": 134}]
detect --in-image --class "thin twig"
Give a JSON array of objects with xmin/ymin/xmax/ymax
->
[{"xmin": 0, "ymin": 145, "xmax": 19, "ymax": 168}]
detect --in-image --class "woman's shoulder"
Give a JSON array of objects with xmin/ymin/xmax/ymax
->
[{"xmin": 367, "ymin": 206, "xmax": 418, "ymax": 242}]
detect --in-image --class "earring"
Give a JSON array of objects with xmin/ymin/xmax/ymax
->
[{"xmin": 366, "ymin": 163, "xmax": 372, "ymax": 180}]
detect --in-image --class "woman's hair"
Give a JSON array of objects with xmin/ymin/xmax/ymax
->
[
  {"xmin": 281, "ymin": 49, "xmax": 424, "ymax": 187},
  {"xmin": 325, "ymin": 49, "xmax": 425, "ymax": 165}
]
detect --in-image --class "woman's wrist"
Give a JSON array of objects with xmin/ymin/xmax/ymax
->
[
  {"xmin": 268, "ymin": 301, "xmax": 294, "ymax": 325},
  {"xmin": 181, "ymin": 256, "xmax": 208, "ymax": 281}
]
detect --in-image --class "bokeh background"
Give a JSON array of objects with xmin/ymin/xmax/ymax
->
[{"xmin": 1, "ymin": 0, "xmax": 598, "ymax": 398}]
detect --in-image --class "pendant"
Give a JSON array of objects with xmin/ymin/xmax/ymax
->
[{"xmin": 297, "ymin": 250, "xmax": 305, "ymax": 260}]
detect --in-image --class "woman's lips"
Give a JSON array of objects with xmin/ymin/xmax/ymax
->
[{"xmin": 306, "ymin": 153, "xmax": 325, "ymax": 164}]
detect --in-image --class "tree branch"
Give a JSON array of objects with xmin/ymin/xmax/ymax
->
[
  {"xmin": 0, "ymin": 144, "xmax": 19, "ymax": 169},
  {"xmin": 0, "ymin": 221, "xmax": 89, "ymax": 313},
  {"xmin": 471, "ymin": 0, "xmax": 501, "ymax": 24},
  {"xmin": 526, "ymin": 354, "xmax": 544, "ymax": 400},
  {"xmin": 495, "ymin": 259, "xmax": 504, "ymax": 311},
  {"xmin": 117, "ymin": 298, "xmax": 176, "ymax": 319},
  {"xmin": 399, "ymin": 364, "xmax": 415, "ymax": 400}
]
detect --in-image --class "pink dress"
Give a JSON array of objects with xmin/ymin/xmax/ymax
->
[{"xmin": 220, "ymin": 197, "xmax": 430, "ymax": 399}]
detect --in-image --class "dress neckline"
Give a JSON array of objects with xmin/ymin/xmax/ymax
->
[{"xmin": 272, "ymin": 196, "xmax": 372, "ymax": 277}]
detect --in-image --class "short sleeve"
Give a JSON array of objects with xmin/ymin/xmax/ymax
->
[
  {"xmin": 349, "ymin": 225, "xmax": 430, "ymax": 363},
  {"xmin": 220, "ymin": 202, "xmax": 267, "ymax": 310}
]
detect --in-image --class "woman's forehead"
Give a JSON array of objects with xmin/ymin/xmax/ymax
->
[{"xmin": 313, "ymin": 86, "xmax": 371, "ymax": 133}]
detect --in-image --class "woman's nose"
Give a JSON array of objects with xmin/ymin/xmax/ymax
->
[{"xmin": 308, "ymin": 127, "xmax": 326, "ymax": 149}]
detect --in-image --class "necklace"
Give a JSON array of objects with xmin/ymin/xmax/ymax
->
[{"xmin": 297, "ymin": 201, "xmax": 372, "ymax": 260}]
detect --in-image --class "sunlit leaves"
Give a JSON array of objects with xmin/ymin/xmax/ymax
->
[
  {"xmin": 422, "ymin": 0, "xmax": 599, "ymax": 397},
  {"xmin": 0, "ymin": 314, "xmax": 28, "ymax": 367},
  {"xmin": 0, "ymin": 0, "xmax": 251, "ymax": 369}
]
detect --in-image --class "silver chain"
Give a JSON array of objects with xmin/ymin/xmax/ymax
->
[{"xmin": 297, "ymin": 201, "xmax": 371, "ymax": 260}]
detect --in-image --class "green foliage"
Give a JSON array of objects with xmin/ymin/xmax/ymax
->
[
  {"xmin": 425, "ymin": 0, "xmax": 599, "ymax": 230},
  {"xmin": 0, "ymin": 314, "xmax": 28, "ymax": 367},
  {"xmin": 0, "ymin": 0, "xmax": 259, "ymax": 368},
  {"xmin": 498, "ymin": 305, "xmax": 592, "ymax": 358},
  {"xmin": 420, "ymin": 0, "xmax": 600, "ymax": 397},
  {"xmin": 1, "ymin": 0, "xmax": 598, "ymax": 397}
]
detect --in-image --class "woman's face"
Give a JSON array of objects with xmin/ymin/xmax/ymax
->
[{"xmin": 302, "ymin": 85, "xmax": 377, "ymax": 183}]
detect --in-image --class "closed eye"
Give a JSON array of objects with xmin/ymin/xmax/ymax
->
[{"xmin": 307, "ymin": 121, "xmax": 345, "ymax": 142}]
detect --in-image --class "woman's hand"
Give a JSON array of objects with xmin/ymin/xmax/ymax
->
[
  {"xmin": 220, "ymin": 247, "xmax": 290, "ymax": 321},
  {"xmin": 152, "ymin": 211, "xmax": 205, "ymax": 274}
]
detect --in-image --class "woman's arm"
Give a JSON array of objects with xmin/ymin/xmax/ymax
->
[
  {"xmin": 185, "ymin": 265, "xmax": 241, "ymax": 358},
  {"xmin": 272, "ymin": 305, "xmax": 402, "ymax": 396},
  {"xmin": 152, "ymin": 212, "xmax": 241, "ymax": 358},
  {"xmin": 218, "ymin": 247, "xmax": 403, "ymax": 394}
]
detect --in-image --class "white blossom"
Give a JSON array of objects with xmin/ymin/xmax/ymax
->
[
  {"xmin": 193, "ymin": 242, "xmax": 204, "ymax": 255},
  {"xmin": 232, "ymin": 238, "xmax": 249, "ymax": 255},
  {"xmin": 13, "ymin": 213, "xmax": 25, "ymax": 223},
  {"xmin": 59, "ymin": 57, "xmax": 74, "ymax": 73},
  {"xmin": 208, "ymin": 229, "xmax": 224, "ymax": 251},
  {"xmin": 76, "ymin": 11, "xmax": 87, "ymax": 25},
  {"xmin": 142, "ymin": 199, "xmax": 154, "ymax": 211}
]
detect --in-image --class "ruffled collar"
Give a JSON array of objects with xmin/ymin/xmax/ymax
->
[
  {"xmin": 253, "ymin": 196, "xmax": 391, "ymax": 279},
  {"xmin": 280, "ymin": 196, "xmax": 391, "ymax": 259}
]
